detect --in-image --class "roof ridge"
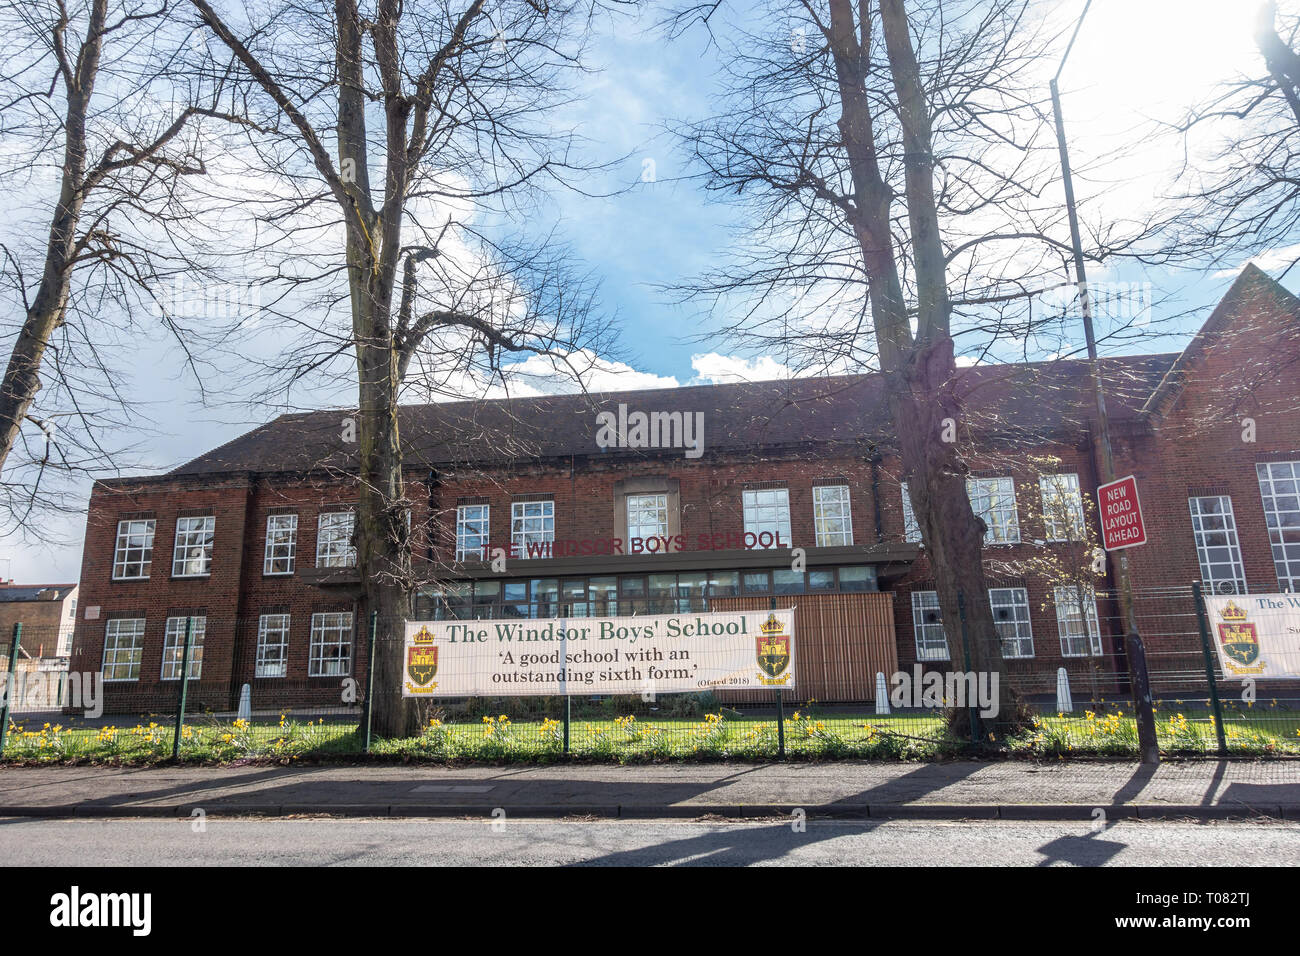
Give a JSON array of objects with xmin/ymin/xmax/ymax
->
[{"xmin": 1142, "ymin": 265, "xmax": 1300, "ymax": 419}]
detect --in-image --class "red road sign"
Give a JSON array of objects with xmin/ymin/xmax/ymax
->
[{"xmin": 1097, "ymin": 475, "xmax": 1147, "ymax": 551}]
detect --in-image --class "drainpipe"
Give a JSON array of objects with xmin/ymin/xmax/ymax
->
[
  {"xmin": 426, "ymin": 468, "xmax": 440, "ymax": 564},
  {"xmin": 868, "ymin": 445, "xmax": 884, "ymax": 543}
]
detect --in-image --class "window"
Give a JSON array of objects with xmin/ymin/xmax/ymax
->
[
  {"xmin": 502, "ymin": 581, "xmax": 531, "ymax": 618},
  {"xmin": 476, "ymin": 580, "xmax": 503, "ymax": 615},
  {"xmin": 900, "ymin": 482, "xmax": 922, "ymax": 543},
  {"xmin": 256, "ymin": 614, "xmax": 290, "ymax": 678},
  {"xmin": 1039, "ymin": 473, "xmax": 1086, "ymax": 542},
  {"xmin": 708, "ymin": 571, "xmax": 739, "ymax": 597},
  {"xmin": 813, "ymin": 485, "xmax": 853, "ymax": 546},
  {"xmin": 1054, "ymin": 586, "xmax": 1103, "ymax": 657},
  {"xmin": 675, "ymin": 572, "xmax": 708, "ymax": 611},
  {"xmin": 742, "ymin": 488, "xmax": 791, "ymax": 548},
  {"xmin": 773, "ymin": 569, "xmax": 804, "ymax": 594},
  {"xmin": 968, "ymin": 477, "xmax": 1020, "ymax": 544},
  {"xmin": 102, "ymin": 619, "xmax": 145, "ymax": 681},
  {"xmin": 172, "ymin": 516, "xmax": 215, "ymax": 577},
  {"xmin": 1188, "ymin": 496, "xmax": 1247, "ymax": 595},
  {"xmin": 316, "ymin": 511, "xmax": 356, "ymax": 568},
  {"xmin": 511, "ymin": 500, "xmax": 554, "ymax": 558},
  {"xmin": 911, "ymin": 591, "xmax": 950, "ymax": 661},
  {"xmin": 113, "ymin": 519, "xmax": 155, "ymax": 579},
  {"xmin": 161, "ymin": 616, "xmax": 206, "ymax": 680},
  {"xmin": 808, "ymin": 569, "xmax": 835, "ymax": 591},
  {"xmin": 838, "ymin": 566, "xmax": 876, "ymax": 592},
  {"xmin": 989, "ymin": 588, "xmax": 1034, "ymax": 659},
  {"xmin": 263, "ymin": 514, "xmax": 298, "ymax": 575},
  {"xmin": 455, "ymin": 504, "xmax": 490, "ymax": 561},
  {"xmin": 626, "ymin": 494, "xmax": 668, "ymax": 543},
  {"xmin": 562, "ymin": 578, "xmax": 588, "ymax": 614},
  {"xmin": 68, "ymin": 598, "xmax": 77, "ymax": 619},
  {"xmin": 1257, "ymin": 461, "xmax": 1300, "ymax": 592},
  {"xmin": 742, "ymin": 571, "xmax": 770, "ymax": 594},
  {"xmin": 589, "ymin": 577, "xmax": 619, "ymax": 615},
  {"xmin": 309, "ymin": 612, "xmax": 353, "ymax": 676}
]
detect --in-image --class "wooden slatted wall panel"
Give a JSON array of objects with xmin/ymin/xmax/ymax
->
[{"xmin": 710, "ymin": 593, "xmax": 897, "ymax": 704}]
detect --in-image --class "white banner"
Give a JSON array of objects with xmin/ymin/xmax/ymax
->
[
  {"xmin": 402, "ymin": 609, "xmax": 795, "ymax": 697},
  {"xmin": 1202, "ymin": 593, "xmax": 1300, "ymax": 679}
]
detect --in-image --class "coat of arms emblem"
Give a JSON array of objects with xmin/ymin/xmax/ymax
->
[
  {"xmin": 755, "ymin": 613, "xmax": 792, "ymax": 685},
  {"xmin": 407, "ymin": 626, "xmax": 439, "ymax": 689},
  {"xmin": 1216, "ymin": 600, "xmax": 1261, "ymax": 672}
]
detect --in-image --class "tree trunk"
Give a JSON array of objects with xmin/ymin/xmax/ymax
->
[
  {"xmin": 355, "ymin": 301, "xmax": 418, "ymax": 738},
  {"xmin": 824, "ymin": 0, "xmax": 1028, "ymax": 738},
  {"xmin": 0, "ymin": 0, "xmax": 105, "ymax": 472},
  {"xmin": 891, "ymin": 336, "xmax": 1028, "ymax": 737}
]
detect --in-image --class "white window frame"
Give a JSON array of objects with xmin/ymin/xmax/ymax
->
[
  {"xmin": 910, "ymin": 591, "xmax": 950, "ymax": 661},
  {"xmin": 263, "ymin": 514, "xmax": 298, "ymax": 575},
  {"xmin": 1039, "ymin": 473, "xmax": 1086, "ymax": 542},
  {"xmin": 113, "ymin": 519, "xmax": 156, "ymax": 580},
  {"xmin": 256, "ymin": 613, "xmax": 290, "ymax": 678},
  {"xmin": 900, "ymin": 481, "xmax": 922, "ymax": 544},
  {"xmin": 161, "ymin": 616, "xmax": 206, "ymax": 680},
  {"xmin": 102, "ymin": 619, "xmax": 146, "ymax": 682},
  {"xmin": 171, "ymin": 516, "xmax": 215, "ymax": 577},
  {"xmin": 626, "ymin": 493, "xmax": 669, "ymax": 543},
  {"xmin": 742, "ymin": 488, "xmax": 791, "ymax": 548},
  {"xmin": 316, "ymin": 511, "xmax": 356, "ymax": 568},
  {"xmin": 511, "ymin": 500, "xmax": 555, "ymax": 559},
  {"xmin": 1054, "ymin": 586, "xmax": 1103, "ymax": 657},
  {"xmin": 813, "ymin": 485, "xmax": 853, "ymax": 547},
  {"xmin": 309, "ymin": 612, "xmax": 353, "ymax": 677},
  {"xmin": 1257, "ymin": 460, "xmax": 1300, "ymax": 593},
  {"xmin": 455, "ymin": 504, "xmax": 490, "ymax": 561},
  {"xmin": 967, "ymin": 477, "xmax": 1020, "ymax": 545},
  {"xmin": 1188, "ymin": 495, "xmax": 1248, "ymax": 596},
  {"xmin": 989, "ymin": 587, "xmax": 1034, "ymax": 659}
]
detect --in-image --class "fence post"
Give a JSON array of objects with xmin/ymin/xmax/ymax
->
[
  {"xmin": 1192, "ymin": 583, "xmax": 1229, "ymax": 757},
  {"xmin": 171, "ymin": 616, "xmax": 194, "ymax": 760},
  {"xmin": 0, "ymin": 623, "xmax": 21, "ymax": 755},
  {"xmin": 563, "ymin": 695, "xmax": 571, "ymax": 754},
  {"xmin": 364, "ymin": 611, "xmax": 378, "ymax": 753},
  {"xmin": 957, "ymin": 591, "xmax": 979, "ymax": 745},
  {"xmin": 771, "ymin": 596, "xmax": 785, "ymax": 757}
]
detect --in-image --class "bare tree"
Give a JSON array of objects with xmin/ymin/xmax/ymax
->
[
  {"xmin": 0, "ymin": 0, "xmax": 243, "ymax": 531},
  {"xmin": 662, "ymin": 0, "xmax": 1174, "ymax": 734},
  {"xmin": 1159, "ymin": 1, "xmax": 1300, "ymax": 277},
  {"xmin": 185, "ymin": 0, "xmax": 628, "ymax": 735}
]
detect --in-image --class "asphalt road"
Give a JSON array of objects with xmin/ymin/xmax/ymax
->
[{"xmin": 1, "ymin": 816, "xmax": 1295, "ymax": 866}]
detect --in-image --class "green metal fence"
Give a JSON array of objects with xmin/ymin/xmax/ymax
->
[{"xmin": 2, "ymin": 585, "xmax": 1297, "ymax": 762}]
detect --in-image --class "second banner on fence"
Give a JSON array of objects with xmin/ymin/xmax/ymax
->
[{"xmin": 402, "ymin": 608, "xmax": 796, "ymax": 697}]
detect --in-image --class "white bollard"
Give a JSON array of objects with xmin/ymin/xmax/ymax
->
[
  {"xmin": 874, "ymin": 672, "xmax": 891, "ymax": 715},
  {"xmin": 237, "ymin": 683, "xmax": 252, "ymax": 722},
  {"xmin": 1055, "ymin": 667, "xmax": 1073, "ymax": 714}
]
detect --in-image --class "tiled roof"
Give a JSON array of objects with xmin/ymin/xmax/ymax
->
[
  {"xmin": 165, "ymin": 353, "xmax": 1179, "ymax": 478},
  {"xmin": 0, "ymin": 584, "xmax": 76, "ymax": 603}
]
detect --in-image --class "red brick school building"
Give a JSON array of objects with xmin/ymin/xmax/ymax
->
[{"xmin": 65, "ymin": 265, "xmax": 1300, "ymax": 713}]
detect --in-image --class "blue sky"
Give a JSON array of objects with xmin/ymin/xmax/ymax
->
[{"xmin": 3, "ymin": 0, "xmax": 1288, "ymax": 583}]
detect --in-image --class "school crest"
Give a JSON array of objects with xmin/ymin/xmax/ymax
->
[
  {"xmin": 1216, "ymin": 600, "xmax": 1262, "ymax": 673},
  {"xmin": 406, "ymin": 626, "xmax": 439, "ymax": 689},
  {"xmin": 756, "ymin": 613, "xmax": 792, "ymax": 685}
]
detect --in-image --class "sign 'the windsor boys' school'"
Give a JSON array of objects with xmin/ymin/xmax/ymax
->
[
  {"xmin": 1202, "ymin": 594, "xmax": 1300, "ymax": 679},
  {"xmin": 1097, "ymin": 474, "xmax": 1148, "ymax": 551},
  {"xmin": 402, "ymin": 609, "xmax": 796, "ymax": 697}
]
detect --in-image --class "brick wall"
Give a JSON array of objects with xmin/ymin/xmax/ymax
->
[{"xmin": 64, "ymin": 272, "xmax": 1300, "ymax": 712}]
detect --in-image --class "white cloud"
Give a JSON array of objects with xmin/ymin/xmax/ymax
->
[
  {"xmin": 1212, "ymin": 243, "xmax": 1300, "ymax": 278},
  {"xmin": 453, "ymin": 349, "xmax": 681, "ymax": 400},
  {"xmin": 688, "ymin": 352, "xmax": 791, "ymax": 384}
]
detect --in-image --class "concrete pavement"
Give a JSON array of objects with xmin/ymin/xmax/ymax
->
[{"xmin": 1, "ymin": 759, "xmax": 1297, "ymax": 820}]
